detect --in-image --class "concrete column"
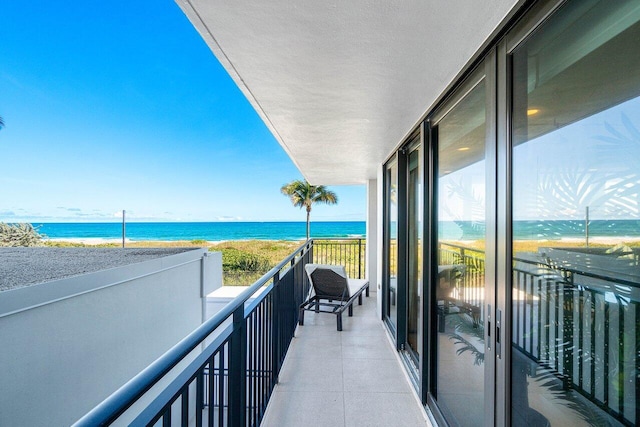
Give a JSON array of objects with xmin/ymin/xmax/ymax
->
[{"xmin": 366, "ymin": 176, "xmax": 382, "ymax": 318}]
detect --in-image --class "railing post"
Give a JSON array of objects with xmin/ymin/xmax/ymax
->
[
  {"xmin": 229, "ymin": 306, "xmax": 247, "ymax": 427},
  {"xmin": 271, "ymin": 271, "xmax": 281, "ymax": 383},
  {"xmin": 562, "ymin": 282, "xmax": 574, "ymax": 390},
  {"xmin": 304, "ymin": 241, "xmax": 312, "ymax": 298},
  {"xmin": 358, "ymin": 238, "xmax": 363, "ymax": 279}
]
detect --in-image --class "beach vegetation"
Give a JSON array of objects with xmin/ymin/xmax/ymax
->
[
  {"xmin": 44, "ymin": 240, "xmax": 119, "ymax": 248},
  {"xmin": 0, "ymin": 222, "xmax": 44, "ymax": 247},
  {"xmin": 210, "ymin": 240, "xmax": 302, "ymax": 285},
  {"xmin": 220, "ymin": 248, "xmax": 270, "ymax": 272},
  {"xmin": 281, "ymin": 179, "xmax": 338, "ymax": 239}
]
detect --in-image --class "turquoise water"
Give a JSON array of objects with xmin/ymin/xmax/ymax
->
[
  {"xmin": 32, "ymin": 219, "xmax": 640, "ymax": 241},
  {"xmin": 441, "ymin": 219, "xmax": 640, "ymax": 240},
  {"xmin": 35, "ymin": 221, "xmax": 366, "ymax": 241}
]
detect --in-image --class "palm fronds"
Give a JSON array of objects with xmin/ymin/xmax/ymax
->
[{"xmin": 281, "ymin": 179, "xmax": 338, "ymax": 239}]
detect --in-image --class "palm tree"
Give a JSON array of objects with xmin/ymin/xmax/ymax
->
[
  {"xmin": 0, "ymin": 116, "xmax": 4, "ymax": 130},
  {"xmin": 281, "ymin": 179, "xmax": 338, "ymax": 240}
]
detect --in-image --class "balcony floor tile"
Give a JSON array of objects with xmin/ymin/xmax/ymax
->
[
  {"xmin": 263, "ymin": 390, "xmax": 345, "ymax": 426},
  {"xmin": 344, "ymin": 391, "xmax": 428, "ymax": 427},
  {"xmin": 261, "ymin": 294, "xmax": 430, "ymax": 427}
]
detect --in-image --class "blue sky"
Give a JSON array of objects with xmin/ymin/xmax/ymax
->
[{"xmin": 0, "ymin": 1, "xmax": 365, "ymax": 223}]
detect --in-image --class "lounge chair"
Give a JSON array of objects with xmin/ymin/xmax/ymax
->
[{"xmin": 299, "ymin": 264, "xmax": 369, "ymax": 331}]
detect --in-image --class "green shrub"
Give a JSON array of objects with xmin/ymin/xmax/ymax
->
[
  {"xmin": 223, "ymin": 270, "xmax": 267, "ymax": 286},
  {"xmin": 221, "ymin": 248, "xmax": 270, "ymax": 272},
  {"xmin": 0, "ymin": 223, "xmax": 44, "ymax": 247},
  {"xmin": 190, "ymin": 239, "xmax": 207, "ymax": 245}
]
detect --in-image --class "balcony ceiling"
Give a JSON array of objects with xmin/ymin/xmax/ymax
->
[{"xmin": 177, "ymin": 0, "xmax": 519, "ymax": 185}]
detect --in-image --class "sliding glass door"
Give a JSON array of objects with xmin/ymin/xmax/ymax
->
[
  {"xmin": 406, "ymin": 142, "xmax": 423, "ymax": 363},
  {"xmin": 509, "ymin": 1, "xmax": 640, "ymax": 425},
  {"xmin": 384, "ymin": 158, "xmax": 399, "ymax": 333},
  {"xmin": 429, "ymin": 66, "xmax": 493, "ymax": 426}
]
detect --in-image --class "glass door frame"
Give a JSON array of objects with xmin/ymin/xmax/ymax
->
[
  {"xmin": 424, "ymin": 54, "xmax": 498, "ymax": 427},
  {"xmin": 496, "ymin": 2, "xmax": 570, "ymax": 425},
  {"xmin": 382, "ymin": 154, "xmax": 400, "ymax": 337},
  {"xmin": 405, "ymin": 136, "xmax": 423, "ymax": 368},
  {"xmin": 382, "ymin": 129, "xmax": 425, "ymax": 383}
]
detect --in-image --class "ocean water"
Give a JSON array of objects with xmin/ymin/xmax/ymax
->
[
  {"xmin": 441, "ymin": 219, "xmax": 640, "ymax": 240},
  {"xmin": 35, "ymin": 221, "xmax": 366, "ymax": 241},
  {"xmin": 32, "ymin": 219, "xmax": 640, "ymax": 242}
]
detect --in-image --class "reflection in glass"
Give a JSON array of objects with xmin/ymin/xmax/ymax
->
[
  {"xmin": 436, "ymin": 77, "xmax": 486, "ymax": 426},
  {"xmin": 386, "ymin": 161, "xmax": 398, "ymax": 330},
  {"xmin": 407, "ymin": 147, "xmax": 422, "ymax": 360},
  {"xmin": 511, "ymin": 1, "xmax": 640, "ymax": 425}
]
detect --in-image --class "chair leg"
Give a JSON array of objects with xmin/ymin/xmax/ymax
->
[
  {"xmin": 358, "ymin": 294, "xmax": 363, "ymax": 305},
  {"xmin": 299, "ymin": 308, "xmax": 305, "ymax": 326},
  {"xmin": 366, "ymin": 285, "xmax": 369, "ymax": 297},
  {"xmin": 337, "ymin": 313, "xmax": 343, "ymax": 331},
  {"xmin": 348, "ymin": 304, "xmax": 353, "ymax": 317}
]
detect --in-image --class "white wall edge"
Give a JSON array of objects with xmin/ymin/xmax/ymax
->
[{"xmin": 0, "ymin": 248, "xmax": 208, "ymax": 318}]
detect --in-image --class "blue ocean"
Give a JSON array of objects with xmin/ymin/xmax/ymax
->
[
  {"xmin": 441, "ymin": 219, "xmax": 640, "ymax": 240},
  {"xmin": 35, "ymin": 221, "xmax": 366, "ymax": 241},
  {"xmin": 32, "ymin": 219, "xmax": 640, "ymax": 241}
]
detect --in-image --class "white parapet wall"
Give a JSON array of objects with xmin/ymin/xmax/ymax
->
[{"xmin": 0, "ymin": 248, "xmax": 222, "ymax": 427}]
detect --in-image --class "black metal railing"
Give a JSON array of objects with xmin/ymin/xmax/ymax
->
[
  {"xmin": 438, "ymin": 242, "xmax": 486, "ymax": 321},
  {"xmin": 439, "ymin": 242, "xmax": 638, "ymax": 425},
  {"xmin": 512, "ymin": 255, "xmax": 639, "ymax": 425},
  {"xmin": 73, "ymin": 240, "xmax": 314, "ymax": 427},
  {"xmin": 313, "ymin": 238, "xmax": 366, "ymax": 279}
]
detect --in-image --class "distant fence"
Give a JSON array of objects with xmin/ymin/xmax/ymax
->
[
  {"xmin": 312, "ymin": 238, "xmax": 366, "ymax": 279},
  {"xmin": 222, "ymin": 238, "xmax": 366, "ymax": 286}
]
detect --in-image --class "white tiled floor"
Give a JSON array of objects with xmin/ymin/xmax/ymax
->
[{"xmin": 261, "ymin": 294, "xmax": 430, "ymax": 427}]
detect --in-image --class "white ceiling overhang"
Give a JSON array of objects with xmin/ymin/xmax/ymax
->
[{"xmin": 176, "ymin": 0, "xmax": 520, "ymax": 185}]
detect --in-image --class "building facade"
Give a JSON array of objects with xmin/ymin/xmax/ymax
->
[{"xmin": 378, "ymin": 1, "xmax": 639, "ymax": 425}]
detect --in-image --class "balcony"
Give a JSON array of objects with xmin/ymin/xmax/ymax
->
[
  {"xmin": 73, "ymin": 238, "xmax": 427, "ymax": 426},
  {"xmin": 261, "ymin": 286, "xmax": 427, "ymax": 427}
]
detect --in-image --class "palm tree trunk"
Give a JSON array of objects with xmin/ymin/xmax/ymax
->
[{"xmin": 306, "ymin": 207, "xmax": 311, "ymax": 240}]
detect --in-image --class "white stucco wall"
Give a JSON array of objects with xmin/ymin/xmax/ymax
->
[
  {"xmin": 376, "ymin": 167, "xmax": 384, "ymax": 318},
  {"xmin": 366, "ymin": 178, "xmax": 379, "ymax": 307},
  {"xmin": 0, "ymin": 249, "xmax": 222, "ymax": 427}
]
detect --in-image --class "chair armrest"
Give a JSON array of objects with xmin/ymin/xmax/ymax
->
[{"xmin": 347, "ymin": 279, "xmax": 369, "ymax": 297}]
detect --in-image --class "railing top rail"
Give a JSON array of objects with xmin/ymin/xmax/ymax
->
[
  {"xmin": 312, "ymin": 237, "xmax": 365, "ymax": 241},
  {"xmin": 73, "ymin": 239, "xmax": 313, "ymax": 427},
  {"xmin": 438, "ymin": 241, "xmax": 484, "ymax": 255},
  {"xmin": 514, "ymin": 255, "xmax": 640, "ymax": 288}
]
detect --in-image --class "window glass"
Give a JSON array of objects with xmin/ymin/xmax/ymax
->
[
  {"xmin": 436, "ymin": 78, "xmax": 486, "ymax": 426},
  {"xmin": 511, "ymin": 1, "xmax": 640, "ymax": 425},
  {"xmin": 386, "ymin": 161, "xmax": 398, "ymax": 330}
]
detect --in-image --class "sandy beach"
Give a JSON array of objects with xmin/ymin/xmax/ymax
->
[{"xmin": 45, "ymin": 238, "xmax": 228, "ymax": 246}]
